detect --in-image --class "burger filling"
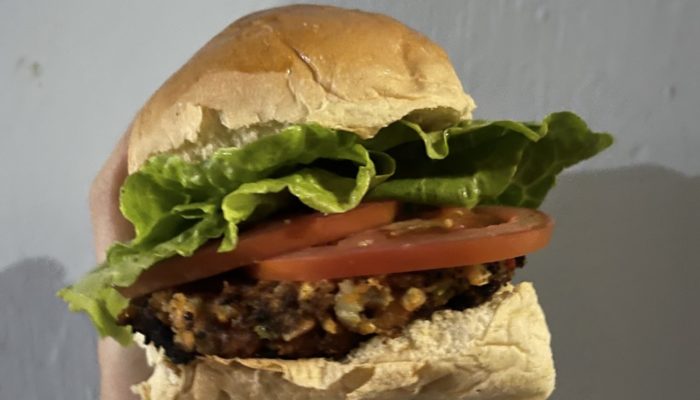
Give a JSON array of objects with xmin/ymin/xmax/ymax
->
[
  {"xmin": 58, "ymin": 110, "xmax": 610, "ymax": 356},
  {"xmin": 119, "ymin": 257, "xmax": 523, "ymax": 363}
]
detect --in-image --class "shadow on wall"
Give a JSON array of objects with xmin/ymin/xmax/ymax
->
[
  {"xmin": 520, "ymin": 164, "xmax": 700, "ymax": 399},
  {"xmin": 0, "ymin": 165, "xmax": 697, "ymax": 400},
  {"xmin": 0, "ymin": 258, "xmax": 98, "ymax": 400}
]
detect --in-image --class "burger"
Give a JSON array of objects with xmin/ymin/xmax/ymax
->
[{"xmin": 60, "ymin": 5, "xmax": 612, "ymax": 400}]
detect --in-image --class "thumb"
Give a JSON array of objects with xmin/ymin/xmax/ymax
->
[{"xmin": 89, "ymin": 133, "xmax": 134, "ymax": 262}]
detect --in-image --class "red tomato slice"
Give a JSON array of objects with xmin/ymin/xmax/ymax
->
[
  {"xmin": 119, "ymin": 201, "xmax": 398, "ymax": 298},
  {"xmin": 249, "ymin": 206, "xmax": 554, "ymax": 281}
]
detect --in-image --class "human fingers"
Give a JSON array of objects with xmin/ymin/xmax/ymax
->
[{"xmin": 89, "ymin": 133, "xmax": 133, "ymax": 262}]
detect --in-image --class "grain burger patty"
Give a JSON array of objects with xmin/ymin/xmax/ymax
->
[
  {"xmin": 60, "ymin": 5, "xmax": 612, "ymax": 400},
  {"xmin": 120, "ymin": 259, "xmax": 523, "ymax": 363}
]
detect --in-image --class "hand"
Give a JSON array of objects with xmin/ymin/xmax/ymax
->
[{"xmin": 89, "ymin": 133, "xmax": 151, "ymax": 400}]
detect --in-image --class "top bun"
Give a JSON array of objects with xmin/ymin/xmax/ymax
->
[{"xmin": 126, "ymin": 4, "xmax": 476, "ymax": 172}]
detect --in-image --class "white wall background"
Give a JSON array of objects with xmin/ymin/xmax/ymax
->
[{"xmin": 1, "ymin": 1, "xmax": 698, "ymax": 399}]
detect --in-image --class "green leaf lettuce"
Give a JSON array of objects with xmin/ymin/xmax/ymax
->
[{"xmin": 59, "ymin": 112, "xmax": 612, "ymax": 343}]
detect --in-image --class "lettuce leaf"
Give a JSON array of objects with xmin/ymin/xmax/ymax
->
[
  {"xmin": 60, "ymin": 124, "xmax": 381, "ymax": 343},
  {"xmin": 368, "ymin": 111, "xmax": 611, "ymax": 208},
  {"xmin": 59, "ymin": 214, "xmax": 225, "ymax": 343},
  {"xmin": 493, "ymin": 112, "xmax": 614, "ymax": 207},
  {"xmin": 59, "ymin": 112, "xmax": 612, "ymax": 343}
]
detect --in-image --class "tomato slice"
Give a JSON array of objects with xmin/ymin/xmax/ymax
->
[
  {"xmin": 119, "ymin": 201, "xmax": 399, "ymax": 298},
  {"xmin": 249, "ymin": 206, "xmax": 554, "ymax": 281}
]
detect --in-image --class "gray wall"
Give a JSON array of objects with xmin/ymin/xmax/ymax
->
[{"xmin": 1, "ymin": 1, "xmax": 698, "ymax": 399}]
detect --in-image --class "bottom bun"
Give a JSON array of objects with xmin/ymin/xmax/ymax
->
[{"xmin": 134, "ymin": 282, "xmax": 555, "ymax": 400}]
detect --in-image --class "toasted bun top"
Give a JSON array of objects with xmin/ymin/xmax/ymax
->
[
  {"xmin": 134, "ymin": 282, "xmax": 555, "ymax": 400},
  {"xmin": 126, "ymin": 4, "xmax": 476, "ymax": 172}
]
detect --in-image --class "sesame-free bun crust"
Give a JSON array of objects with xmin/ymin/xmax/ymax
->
[
  {"xmin": 134, "ymin": 283, "xmax": 555, "ymax": 400},
  {"xmin": 126, "ymin": 5, "xmax": 475, "ymax": 172}
]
